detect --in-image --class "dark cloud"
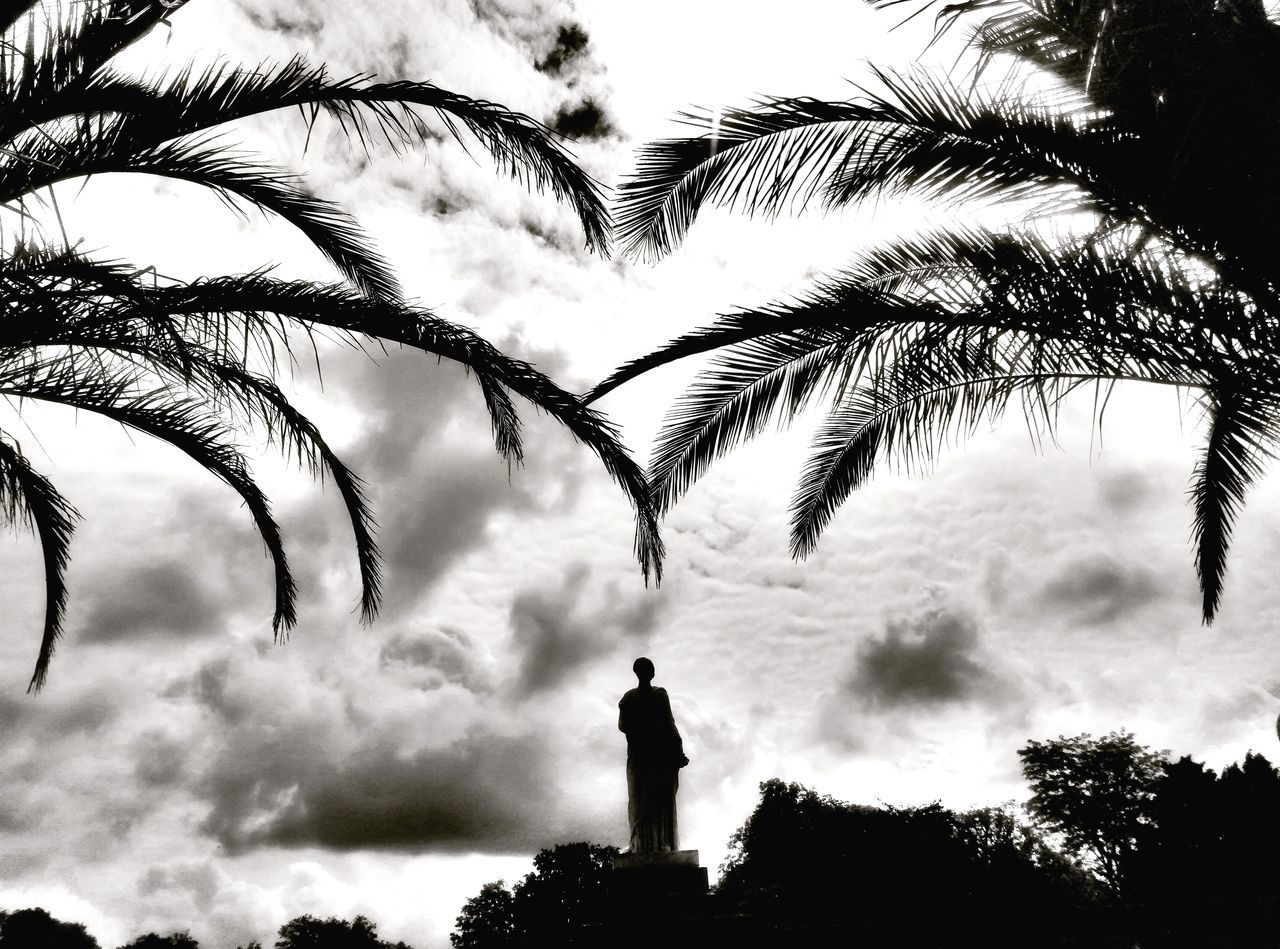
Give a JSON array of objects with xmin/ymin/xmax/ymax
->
[
  {"xmin": 323, "ymin": 346, "xmax": 588, "ymax": 617},
  {"xmin": 469, "ymin": 0, "xmax": 572, "ymax": 47},
  {"xmin": 237, "ymin": 3, "xmax": 324, "ymax": 39},
  {"xmin": 535, "ymin": 24, "xmax": 590, "ymax": 75},
  {"xmin": 379, "ymin": 626, "xmax": 494, "ymax": 692},
  {"xmin": 1036, "ymin": 553, "xmax": 1160, "ymax": 625},
  {"xmin": 75, "ymin": 563, "xmax": 226, "ymax": 643},
  {"xmin": 0, "ymin": 688, "xmax": 121, "ymax": 738},
  {"xmin": 1097, "ymin": 469, "xmax": 1157, "ymax": 513},
  {"xmin": 845, "ymin": 604, "xmax": 1000, "ymax": 709},
  {"xmin": 509, "ymin": 563, "xmax": 665, "ymax": 697},
  {"xmin": 137, "ymin": 861, "xmax": 220, "ymax": 913},
  {"xmin": 550, "ymin": 99, "xmax": 616, "ymax": 140},
  {"xmin": 200, "ymin": 730, "xmax": 597, "ymax": 854},
  {"xmin": 133, "ymin": 730, "xmax": 192, "ymax": 788}
]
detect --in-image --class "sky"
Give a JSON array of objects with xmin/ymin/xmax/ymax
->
[{"xmin": 3, "ymin": 1, "xmax": 1280, "ymax": 947}]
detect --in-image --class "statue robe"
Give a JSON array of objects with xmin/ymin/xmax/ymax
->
[{"xmin": 618, "ymin": 685, "xmax": 684, "ymax": 853}]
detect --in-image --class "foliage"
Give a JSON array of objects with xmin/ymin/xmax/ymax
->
[
  {"xmin": 717, "ymin": 778, "xmax": 1098, "ymax": 946},
  {"xmin": 1131, "ymin": 751, "xmax": 1280, "ymax": 947},
  {"xmin": 118, "ymin": 933, "xmax": 198, "ymax": 949},
  {"xmin": 1018, "ymin": 730, "xmax": 1167, "ymax": 893},
  {"xmin": 450, "ymin": 842, "xmax": 617, "ymax": 948},
  {"xmin": 594, "ymin": 0, "xmax": 1280, "ymax": 623},
  {"xmin": 274, "ymin": 915, "xmax": 410, "ymax": 949},
  {"xmin": 0, "ymin": 907, "xmax": 101, "ymax": 948},
  {"xmin": 0, "ymin": 0, "xmax": 662, "ymax": 693},
  {"xmin": 450, "ymin": 883, "xmax": 515, "ymax": 949}
]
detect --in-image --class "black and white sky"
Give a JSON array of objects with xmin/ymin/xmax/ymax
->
[{"xmin": 3, "ymin": 1, "xmax": 1280, "ymax": 947}]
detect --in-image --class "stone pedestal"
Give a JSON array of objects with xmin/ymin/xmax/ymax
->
[
  {"xmin": 608, "ymin": 849, "xmax": 709, "ymax": 913},
  {"xmin": 567, "ymin": 850, "xmax": 713, "ymax": 947}
]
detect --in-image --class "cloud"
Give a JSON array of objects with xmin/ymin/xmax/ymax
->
[
  {"xmin": 844, "ymin": 598, "xmax": 1005, "ymax": 710},
  {"xmin": 1035, "ymin": 552, "xmax": 1160, "ymax": 625},
  {"xmin": 379, "ymin": 626, "xmax": 495, "ymax": 692},
  {"xmin": 238, "ymin": 5, "xmax": 324, "ymax": 40},
  {"xmin": 75, "ymin": 563, "xmax": 226, "ymax": 643},
  {"xmin": 305, "ymin": 344, "xmax": 590, "ymax": 617},
  {"xmin": 534, "ymin": 23, "xmax": 591, "ymax": 75},
  {"xmin": 201, "ymin": 729, "xmax": 599, "ymax": 854},
  {"xmin": 550, "ymin": 99, "xmax": 616, "ymax": 140},
  {"xmin": 509, "ymin": 563, "xmax": 665, "ymax": 697},
  {"xmin": 1097, "ymin": 468, "xmax": 1158, "ymax": 513}
]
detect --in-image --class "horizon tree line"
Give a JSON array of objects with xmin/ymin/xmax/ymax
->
[{"xmin": 9, "ymin": 730, "xmax": 1272, "ymax": 948}]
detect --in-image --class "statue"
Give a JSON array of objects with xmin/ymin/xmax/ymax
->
[{"xmin": 618, "ymin": 656, "xmax": 689, "ymax": 853}]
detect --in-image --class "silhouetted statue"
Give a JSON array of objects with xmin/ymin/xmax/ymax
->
[{"xmin": 618, "ymin": 657, "xmax": 688, "ymax": 853}]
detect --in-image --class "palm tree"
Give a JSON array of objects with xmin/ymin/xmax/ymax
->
[
  {"xmin": 1, "ymin": 0, "xmax": 663, "ymax": 691},
  {"xmin": 590, "ymin": 0, "xmax": 1280, "ymax": 624}
]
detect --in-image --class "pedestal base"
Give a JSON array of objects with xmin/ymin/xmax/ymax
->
[{"xmin": 609, "ymin": 849, "xmax": 709, "ymax": 906}]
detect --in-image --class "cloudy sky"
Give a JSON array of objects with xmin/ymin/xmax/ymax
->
[{"xmin": 3, "ymin": 1, "xmax": 1280, "ymax": 947}]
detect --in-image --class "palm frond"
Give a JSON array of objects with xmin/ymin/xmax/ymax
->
[
  {"xmin": 0, "ymin": 362, "xmax": 298, "ymax": 635},
  {"xmin": 789, "ymin": 363, "xmax": 1080, "ymax": 559},
  {"xmin": 0, "ymin": 430, "xmax": 78, "ymax": 693},
  {"xmin": 648, "ymin": 332, "xmax": 847, "ymax": 514},
  {"xmin": 111, "ymin": 274, "xmax": 664, "ymax": 583},
  {"xmin": 614, "ymin": 71, "xmax": 1107, "ymax": 261},
  {"xmin": 1189, "ymin": 387, "xmax": 1273, "ymax": 624},
  {"xmin": 53, "ymin": 58, "xmax": 611, "ymax": 254},
  {"xmin": 2, "ymin": 125, "xmax": 401, "ymax": 301}
]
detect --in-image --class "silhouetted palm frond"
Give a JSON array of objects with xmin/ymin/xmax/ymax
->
[
  {"xmin": 0, "ymin": 1, "xmax": 658, "ymax": 690},
  {"xmin": 1189, "ymin": 388, "xmax": 1275, "ymax": 621},
  {"xmin": 615, "ymin": 72, "xmax": 1114, "ymax": 262},
  {"xmin": 0, "ymin": 433, "xmax": 78, "ymax": 692}
]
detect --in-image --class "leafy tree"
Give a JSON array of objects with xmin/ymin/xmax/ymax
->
[
  {"xmin": 0, "ymin": 906, "xmax": 101, "ymax": 948},
  {"xmin": 0, "ymin": 0, "xmax": 662, "ymax": 693},
  {"xmin": 591, "ymin": 0, "xmax": 1280, "ymax": 623},
  {"xmin": 274, "ymin": 914, "xmax": 410, "ymax": 949},
  {"xmin": 451, "ymin": 882, "xmax": 515, "ymax": 949},
  {"xmin": 118, "ymin": 933, "xmax": 198, "ymax": 949},
  {"xmin": 717, "ymin": 779, "xmax": 1098, "ymax": 947},
  {"xmin": 1019, "ymin": 731, "xmax": 1166, "ymax": 894},
  {"xmin": 450, "ymin": 843, "xmax": 617, "ymax": 948},
  {"xmin": 1133, "ymin": 750, "xmax": 1280, "ymax": 947}
]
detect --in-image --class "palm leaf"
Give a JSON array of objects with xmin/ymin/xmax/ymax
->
[
  {"xmin": 1189, "ymin": 387, "xmax": 1273, "ymax": 623},
  {"xmin": 1, "ymin": 125, "xmax": 402, "ymax": 301},
  {"xmin": 117, "ymin": 275, "xmax": 664, "ymax": 583},
  {"xmin": 0, "ymin": 363, "xmax": 298, "ymax": 636},
  {"xmin": 614, "ymin": 72, "xmax": 1109, "ymax": 261},
  {"xmin": 58, "ymin": 58, "xmax": 611, "ymax": 254},
  {"xmin": 0, "ymin": 430, "xmax": 79, "ymax": 692}
]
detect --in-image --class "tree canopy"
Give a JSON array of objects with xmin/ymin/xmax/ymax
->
[{"xmin": 1018, "ymin": 730, "xmax": 1167, "ymax": 893}]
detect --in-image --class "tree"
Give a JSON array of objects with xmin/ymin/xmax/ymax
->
[
  {"xmin": 274, "ymin": 914, "xmax": 410, "ymax": 949},
  {"xmin": 590, "ymin": 0, "xmax": 1280, "ymax": 623},
  {"xmin": 451, "ymin": 882, "xmax": 515, "ymax": 949},
  {"xmin": 1132, "ymin": 750, "xmax": 1280, "ymax": 947},
  {"xmin": 717, "ymin": 778, "xmax": 1099, "ymax": 947},
  {"xmin": 118, "ymin": 934, "xmax": 198, "ymax": 949},
  {"xmin": 450, "ymin": 843, "xmax": 617, "ymax": 948},
  {"xmin": 0, "ymin": 906, "xmax": 101, "ymax": 948},
  {"xmin": 1018, "ymin": 731, "xmax": 1166, "ymax": 894},
  {"xmin": 0, "ymin": 0, "xmax": 663, "ymax": 692}
]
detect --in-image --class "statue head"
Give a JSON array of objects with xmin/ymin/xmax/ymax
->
[{"xmin": 633, "ymin": 656, "xmax": 655, "ymax": 684}]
